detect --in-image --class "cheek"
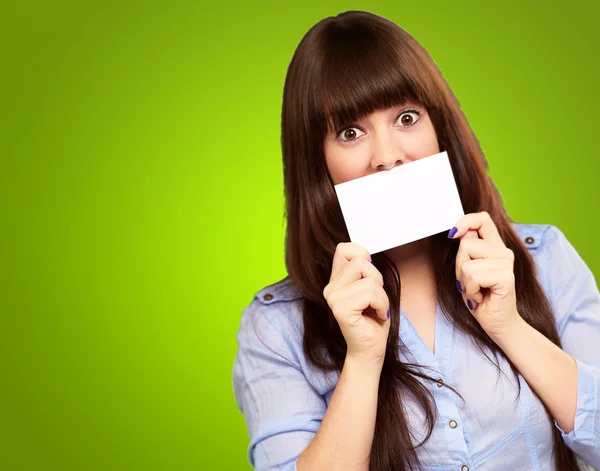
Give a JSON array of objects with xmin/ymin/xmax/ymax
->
[
  {"xmin": 328, "ymin": 158, "xmax": 363, "ymax": 185},
  {"xmin": 407, "ymin": 123, "xmax": 440, "ymax": 160},
  {"xmin": 325, "ymin": 147, "xmax": 367, "ymax": 185}
]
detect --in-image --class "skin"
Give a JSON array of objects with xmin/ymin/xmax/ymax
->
[
  {"xmin": 323, "ymin": 103, "xmax": 445, "ymax": 270},
  {"xmin": 300, "ymin": 103, "xmax": 578, "ymax": 470},
  {"xmin": 323, "ymin": 103, "xmax": 578, "ymax": 433},
  {"xmin": 324, "ymin": 102, "xmax": 441, "ymax": 269},
  {"xmin": 324, "ymin": 102, "xmax": 445, "ymax": 352}
]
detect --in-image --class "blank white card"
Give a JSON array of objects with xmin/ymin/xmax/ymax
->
[{"xmin": 334, "ymin": 151, "xmax": 464, "ymax": 254}]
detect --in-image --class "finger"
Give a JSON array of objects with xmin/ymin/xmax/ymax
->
[
  {"xmin": 324, "ymin": 257, "xmax": 382, "ymax": 301},
  {"xmin": 328, "ymin": 277, "xmax": 390, "ymax": 321},
  {"xmin": 467, "ymin": 298, "xmax": 479, "ymax": 311},
  {"xmin": 462, "ymin": 259, "xmax": 506, "ymax": 305},
  {"xmin": 330, "ymin": 242, "xmax": 372, "ymax": 281},
  {"xmin": 458, "ymin": 235, "xmax": 493, "ymax": 259},
  {"xmin": 456, "ymin": 237, "xmax": 512, "ymax": 281},
  {"xmin": 461, "ymin": 259, "xmax": 514, "ymax": 307},
  {"xmin": 448, "ymin": 211, "xmax": 504, "ymax": 247},
  {"xmin": 463, "ymin": 285, "xmax": 484, "ymax": 306},
  {"xmin": 368, "ymin": 282, "xmax": 391, "ymax": 321},
  {"xmin": 460, "ymin": 259, "xmax": 483, "ymax": 304},
  {"xmin": 329, "ymin": 257, "xmax": 383, "ymax": 292},
  {"xmin": 455, "ymin": 230, "xmax": 483, "ymax": 293},
  {"xmin": 463, "ymin": 259, "xmax": 515, "ymax": 290}
]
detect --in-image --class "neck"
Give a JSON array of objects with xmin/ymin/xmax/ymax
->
[
  {"xmin": 384, "ymin": 236, "xmax": 437, "ymax": 298},
  {"xmin": 384, "ymin": 236, "xmax": 434, "ymax": 271}
]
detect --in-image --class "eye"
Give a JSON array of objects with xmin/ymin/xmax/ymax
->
[
  {"xmin": 336, "ymin": 127, "xmax": 365, "ymax": 143},
  {"xmin": 397, "ymin": 110, "xmax": 421, "ymax": 127}
]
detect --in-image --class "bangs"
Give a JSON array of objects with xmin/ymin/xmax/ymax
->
[{"xmin": 316, "ymin": 20, "xmax": 432, "ymax": 134}]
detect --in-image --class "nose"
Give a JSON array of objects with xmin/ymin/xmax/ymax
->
[{"xmin": 370, "ymin": 133, "xmax": 405, "ymax": 171}]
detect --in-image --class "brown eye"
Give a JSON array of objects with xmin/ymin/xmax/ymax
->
[
  {"xmin": 337, "ymin": 127, "xmax": 364, "ymax": 143},
  {"xmin": 398, "ymin": 111, "xmax": 420, "ymax": 127},
  {"xmin": 344, "ymin": 129, "xmax": 357, "ymax": 140}
]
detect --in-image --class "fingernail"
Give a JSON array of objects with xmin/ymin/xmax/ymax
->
[
  {"xmin": 456, "ymin": 279, "xmax": 463, "ymax": 292},
  {"xmin": 467, "ymin": 299, "xmax": 473, "ymax": 310},
  {"xmin": 448, "ymin": 226, "xmax": 458, "ymax": 238},
  {"xmin": 387, "ymin": 310, "xmax": 390, "ymax": 319},
  {"xmin": 370, "ymin": 260, "xmax": 374, "ymax": 265}
]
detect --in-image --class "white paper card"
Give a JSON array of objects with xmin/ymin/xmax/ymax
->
[{"xmin": 334, "ymin": 151, "xmax": 464, "ymax": 254}]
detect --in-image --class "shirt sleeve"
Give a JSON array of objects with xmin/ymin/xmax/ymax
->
[
  {"xmin": 542, "ymin": 226, "xmax": 600, "ymax": 468},
  {"xmin": 232, "ymin": 298, "xmax": 326, "ymax": 471}
]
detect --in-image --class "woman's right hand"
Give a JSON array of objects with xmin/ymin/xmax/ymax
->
[{"xmin": 322, "ymin": 242, "xmax": 391, "ymax": 364}]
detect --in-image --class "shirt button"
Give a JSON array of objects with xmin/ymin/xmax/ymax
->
[
  {"xmin": 525, "ymin": 236, "xmax": 534, "ymax": 244},
  {"xmin": 436, "ymin": 379, "xmax": 444, "ymax": 387},
  {"xmin": 461, "ymin": 466, "xmax": 470, "ymax": 471},
  {"xmin": 449, "ymin": 419, "xmax": 458, "ymax": 429},
  {"xmin": 263, "ymin": 293, "xmax": 273, "ymax": 301}
]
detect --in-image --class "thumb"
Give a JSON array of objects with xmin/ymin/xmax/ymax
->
[{"xmin": 463, "ymin": 229, "xmax": 479, "ymax": 240}]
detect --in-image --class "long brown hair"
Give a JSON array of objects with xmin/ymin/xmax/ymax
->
[{"xmin": 281, "ymin": 10, "xmax": 581, "ymax": 471}]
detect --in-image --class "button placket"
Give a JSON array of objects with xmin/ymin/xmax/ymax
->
[{"xmin": 406, "ymin": 306, "xmax": 472, "ymax": 468}]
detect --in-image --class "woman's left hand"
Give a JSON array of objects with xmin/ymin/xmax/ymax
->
[{"xmin": 449, "ymin": 211, "xmax": 523, "ymax": 340}]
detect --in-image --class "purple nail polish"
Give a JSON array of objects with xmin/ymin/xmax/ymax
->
[
  {"xmin": 467, "ymin": 299, "xmax": 473, "ymax": 310},
  {"xmin": 387, "ymin": 310, "xmax": 390, "ymax": 319},
  {"xmin": 456, "ymin": 279, "xmax": 463, "ymax": 292},
  {"xmin": 448, "ymin": 226, "xmax": 458, "ymax": 238}
]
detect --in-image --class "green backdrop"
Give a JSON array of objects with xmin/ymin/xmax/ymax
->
[{"xmin": 1, "ymin": 1, "xmax": 598, "ymax": 470}]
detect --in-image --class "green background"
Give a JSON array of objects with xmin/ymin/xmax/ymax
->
[{"xmin": 1, "ymin": 1, "xmax": 598, "ymax": 470}]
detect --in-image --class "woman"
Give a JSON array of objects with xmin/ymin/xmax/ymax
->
[{"xmin": 233, "ymin": 10, "xmax": 600, "ymax": 471}]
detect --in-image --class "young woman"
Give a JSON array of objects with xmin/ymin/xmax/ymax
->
[{"xmin": 233, "ymin": 10, "xmax": 600, "ymax": 471}]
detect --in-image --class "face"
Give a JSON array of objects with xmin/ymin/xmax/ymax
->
[{"xmin": 323, "ymin": 103, "xmax": 440, "ymax": 185}]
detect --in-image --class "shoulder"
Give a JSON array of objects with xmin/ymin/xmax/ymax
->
[
  {"xmin": 511, "ymin": 222, "xmax": 556, "ymax": 251},
  {"xmin": 237, "ymin": 277, "xmax": 305, "ymax": 350},
  {"xmin": 236, "ymin": 278, "xmax": 338, "ymax": 394},
  {"xmin": 250, "ymin": 277, "xmax": 305, "ymax": 330},
  {"xmin": 511, "ymin": 222, "xmax": 570, "ymax": 283},
  {"xmin": 511, "ymin": 222, "xmax": 583, "ymax": 266},
  {"xmin": 512, "ymin": 222, "xmax": 598, "ymax": 329},
  {"xmin": 511, "ymin": 222, "xmax": 575, "ymax": 271},
  {"xmin": 511, "ymin": 222, "xmax": 570, "ymax": 298},
  {"xmin": 254, "ymin": 276, "xmax": 304, "ymax": 307}
]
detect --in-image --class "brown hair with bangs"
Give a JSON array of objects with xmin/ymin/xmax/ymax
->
[{"xmin": 281, "ymin": 10, "xmax": 582, "ymax": 471}]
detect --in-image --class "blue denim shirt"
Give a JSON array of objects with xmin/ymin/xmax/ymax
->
[{"xmin": 233, "ymin": 224, "xmax": 600, "ymax": 471}]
